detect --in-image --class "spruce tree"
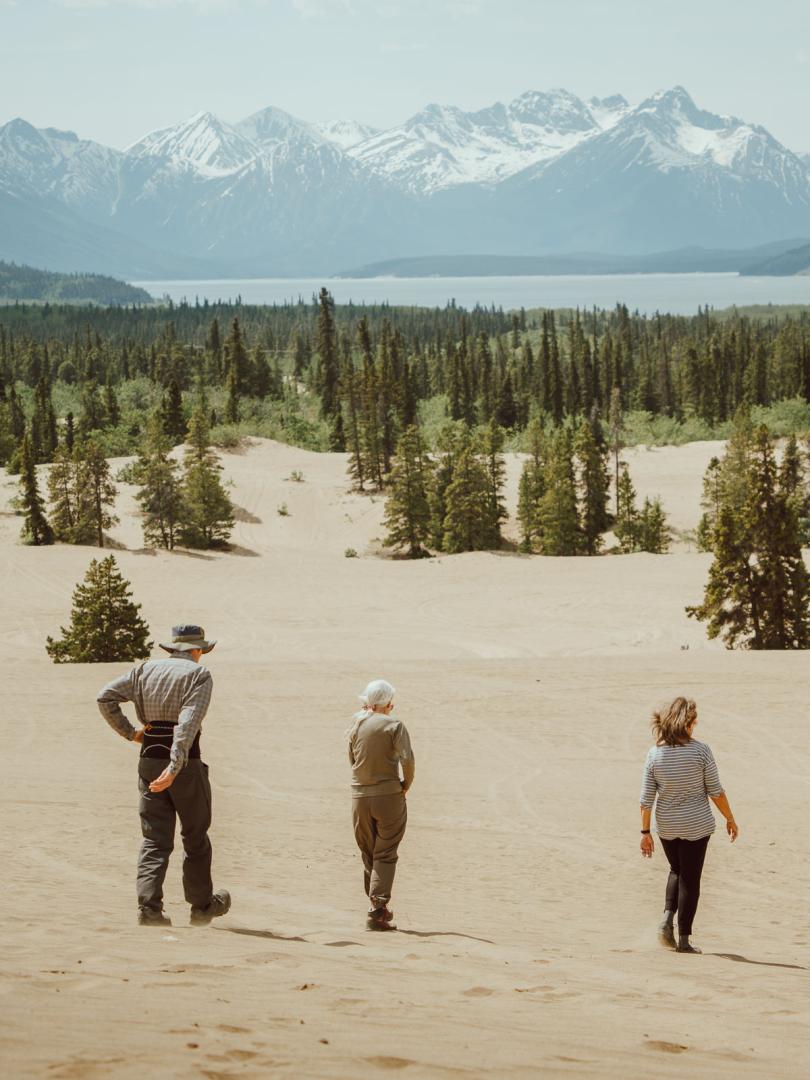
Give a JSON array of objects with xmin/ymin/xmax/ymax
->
[
  {"xmin": 316, "ymin": 288, "xmax": 341, "ymax": 426},
  {"xmin": 104, "ymin": 378, "xmax": 121, "ymax": 428},
  {"xmin": 614, "ymin": 462, "xmax": 640, "ymax": 553},
  {"xmin": 136, "ymin": 414, "xmax": 183, "ymax": 550},
  {"xmin": 176, "ymin": 407, "xmax": 234, "ymax": 549},
  {"xmin": 18, "ymin": 432, "xmax": 54, "ymax": 545},
  {"xmin": 478, "ymin": 420, "xmax": 507, "ymax": 549},
  {"xmin": 607, "ymin": 387, "xmax": 624, "ymax": 519},
  {"xmin": 744, "ymin": 428, "xmax": 810, "ymax": 647},
  {"xmin": 442, "ymin": 440, "xmax": 490, "ymax": 553},
  {"xmin": 74, "ymin": 439, "xmax": 118, "ymax": 548},
  {"xmin": 688, "ymin": 426, "xmax": 810, "ymax": 649},
  {"xmin": 46, "ymin": 555, "xmax": 152, "ymax": 663},
  {"xmin": 342, "ymin": 349, "xmax": 365, "ymax": 491},
  {"xmin": 687, "ymin": 504, "xmax": 753, "ymax": 647},
  {"xmin": 638, "ymin": 497, "xmax": 671, "ymax": 553},
  {"xmin": 382, "ymin": 426, "xmax": 434, "ymax": 558},
  {"xmin": 516, "ymin": 418, "xmax": 546, "ymax": 553},
  {"xmin": 574, "ymin": 417, "xmax": 609, "ymax": 555},
  {"xmin": 358, "ymin": 317, "xmax": 385, "ymax": 490},
  {"xmin": 162, "ymin": 377, "xmax": 187, "ymax": 442},
  {"xmin": 696, "ymin": 456, "xmax": 724, "ymax": 552},
  {"xmin": 47, "ymin": 444, "xmax": 81, "ymax": 542},
  {"xmin": 538, "ymin": 428, "xmax": 582, "ymax": 556},
  {"xmin": 429, "ymin": 422, "xmax": 464, "ymax": 550},
  {"xmin": 779, "ymin": 433, "xmax": 810, "ymax": 544}
]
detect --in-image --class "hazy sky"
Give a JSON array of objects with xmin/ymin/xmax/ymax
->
[{"xmin": 1, "ymin": 0, "xmax": 809, "ymax": 151}]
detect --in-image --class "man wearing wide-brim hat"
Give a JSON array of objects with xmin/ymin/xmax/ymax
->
[{"xmin": 97, "ymin": 624, "xmax": 230, "ymax": 927}]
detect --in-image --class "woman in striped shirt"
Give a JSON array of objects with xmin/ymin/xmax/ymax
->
[{"xmin": 639, "ymin": 697, "xmax": 739, "ymax": 953}]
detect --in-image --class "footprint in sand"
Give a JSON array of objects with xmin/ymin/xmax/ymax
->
[
  {"xmin": 646, "ymin": 1040, "xmax": 688, "ymax": 1053},
  {"xmin": 462, "ymin": 986, "xmax": 495, "ymax": 997},
  {"xmin": 365, "ymin": 1056, "xmax": 415, "ymax": 1069}
]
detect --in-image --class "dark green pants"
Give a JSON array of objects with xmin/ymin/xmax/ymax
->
[{"xmin": 137, "ymin": 758, "xmax": 213, "ymax": 912}]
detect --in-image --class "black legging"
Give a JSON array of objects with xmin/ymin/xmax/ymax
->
[{"xmin": 660, "ymin": 835, "xmax": 710, "ymax": 936}]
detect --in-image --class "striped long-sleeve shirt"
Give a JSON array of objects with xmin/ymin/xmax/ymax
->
[
  {"xmin": 640, "ymin": 739, "xmax": 724, "ymax": 841},
  {"xmin": 97, "ymin": 655, "xmax": 213, "ymax": 774}
]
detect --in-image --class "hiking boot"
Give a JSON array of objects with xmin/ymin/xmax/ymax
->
[
  {"xmin": 676, "ymin": 936, "xmax": 702, "ymax": 954},
  {"xmin": 138, "ymin": 907, "xmax": 171, "ymax": 927},
  {"xmin": 190, "ymin": 890, "xmax": 231, "ymax": 926},
  {"xmin": 366, "ymin": 906, "xmax": 397, "ymax": 931},
  {"xmin": 657, "ymin": 921, "xmax": 676, "ymax": 949}
]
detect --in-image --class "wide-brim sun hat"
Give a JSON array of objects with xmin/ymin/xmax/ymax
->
[{"xmin": 159, "ymin": 624, "xmax": 217, "ymax": 654}]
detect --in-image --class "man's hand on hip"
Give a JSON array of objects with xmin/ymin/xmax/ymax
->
[
  {"xmin": 131, "ymin": 727, "xmax": 146, "ymax": 744},
  {"xmin": 149, "ymin": 767, "xmax": 177, "ymax": 793}
]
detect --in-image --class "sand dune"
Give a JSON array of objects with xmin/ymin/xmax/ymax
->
[{"xmin": 1, "ymin": 439, "xmax": 808, "ymax": 1079}]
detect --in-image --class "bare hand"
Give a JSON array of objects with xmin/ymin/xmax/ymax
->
[
  {"xmin": 640, "ymin": 834, "xmax": 654, "ymax": 858},
  {"xmin": 132, "ymin": 728, "xmax": 146, "ymax": 744},
  {"xmin": 149, "ymin": 767, "xmax": 176, "ymax": 793},
  {"xmin": 726, "ymin": 819, "xmax": 739, "ymax": 842}
]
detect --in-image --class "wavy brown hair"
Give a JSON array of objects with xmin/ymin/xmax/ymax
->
[{"xmin": 651, "ymin": 697, "xmax": 697, "ymax": 746}]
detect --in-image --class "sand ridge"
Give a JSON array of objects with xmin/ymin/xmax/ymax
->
[{"xmin": 1, "ymin": 439, "xmax": 808, "ymax": 1079}]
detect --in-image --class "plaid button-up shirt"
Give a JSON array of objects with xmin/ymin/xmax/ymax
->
[{"xmin": 97, "ymin": 654, "xmax": 213, "ymax": 774}]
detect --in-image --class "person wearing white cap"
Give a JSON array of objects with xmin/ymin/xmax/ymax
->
[{"xmin": 347, "ymin": 679, "xmax": 415, "ymax": 931}]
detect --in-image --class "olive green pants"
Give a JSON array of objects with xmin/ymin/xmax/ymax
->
[{"xmin": 352, "ymin": 791, "xmax": 407, "ymax": 908}]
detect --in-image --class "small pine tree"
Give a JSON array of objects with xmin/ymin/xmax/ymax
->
[
  {"xmin": 74, "ymin": 439, "xmax": 119, "ymax": 548},
  {"xmin": 382, "ymin": 426, "xmax": 434, "ymax": 558},
  {"xmin": 614, "ymin": 463, "xmax": 640, "ymax": 553},
  {"xmin": 538, "ymin": 428, "xmax": 581, "ymax": 556},
  {"xmin": 638, "ymin": 496, "xmax": 671, "ymax": 553},
  {"xmin": 442, "ymin": 439, "xmax": 490, "ymax": 554},
  {"xmin": 104, "ymin": 378, "xmax": 121, "ymax": 427},
  {"xmin": 136, "ymin": 414, "xmax": 183, "ymax": 550},
  {"xmin": 696, "ymin": 455, "xmax": 724, "ymax": 552},
  {"xmin": 574, "ymin": 417, "xmax": 609, "ymax": 555},
  {"xmin": 687, "ymin": 504, "xmax": 753, "ymax": 647},
  {"xmin": 176, "ymin": 407, "xmax": 234, "ymax": 549},
  {"xmin": 45, "ymin": 555, "xmax": 152, "ymax": 663},
  {"xmin": 516, "ymin": 418, "xmax": 545, "ymax": 553},
  {"xmin": 162, "ymin": 377, "xmax": 187, "ymax": 443},
  {"xmin": 607, "ymin": 387, "xmax": 624, "ymax": 518},
  {"xmin": 18, "ymin": 432, "xmax": 54, "ymax": 545},
  {"xmin": 478, "ymin": 420, "xmax": 507, "ymax": 549},
  {"xmin": 688, "ymin": 426, "xmax": 810, "ymax": 649},
  {"xmin": 47, "ymin": 444, "xmax": 80, "ymax": 542}
]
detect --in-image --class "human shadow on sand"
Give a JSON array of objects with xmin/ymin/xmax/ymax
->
[
  {"xmin": 398, "ymin": 929, "xmax": 495, "ymax": 944},
  {"xmin": 220, "ymin": 926, "xmax": 307, "ymax": 943},
  {"xmin": 709, "ymin": 952, "xmax": 806, "ymax": 971}
]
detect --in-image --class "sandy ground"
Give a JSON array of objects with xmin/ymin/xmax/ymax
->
[{"xmin": 1, "ymin": 439, "xmax": 808, "ymax": 1079}]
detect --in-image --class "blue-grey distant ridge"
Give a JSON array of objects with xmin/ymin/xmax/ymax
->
[{"xmin": 1, "ymin": 87, "xmax": 809, "ymax": 278}]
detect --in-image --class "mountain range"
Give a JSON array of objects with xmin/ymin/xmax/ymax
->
[{"xmin": 1, "ymin": 86, "xmax": 810, "ymax": 279}]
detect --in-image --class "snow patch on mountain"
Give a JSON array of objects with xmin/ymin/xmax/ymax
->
[
  {"xmin": 314, "ymin": 119, "xmax": 381, "ymax": 149},
  {"xmin": 348, "ymin": 89, "xmax": 631, "ymax": 193},
  {"xmin": 126, "ymin": 111, "xmax": 257, "ymax": 177}
]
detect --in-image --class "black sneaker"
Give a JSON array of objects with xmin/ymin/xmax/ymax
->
[
  {"xmin": 138, "ymin": 907, "xmax": 171, "ymax": 927},
  {"xmin": 190, "ymin": 890, "xmax": 231, "ymax": 926},
  {"xmin": 366, "ymin": 906, "xmax": 397, "ymax": 931}
]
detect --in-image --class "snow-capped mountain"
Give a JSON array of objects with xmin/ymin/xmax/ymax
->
[
  {"xmin": 1, "ymin": 87, "xmax": 809, "ymax": 277},
  {"xmin": 348, "ymin": 90, "xmax": 629, "ymax": 193},
  {"xmin": 126, "ymin": 111, "xmax": 257, "ymax": 177},
  {"xmin": 314, "ymin": 119, "xmax": 381, "ymax": 150},
  {"xmin": 494, "ymin": 87, "xmax": 810, "ymax": 253},
  {"xmin": 0, "ymin": 117, "xmax": 121, "ymax": 216}
]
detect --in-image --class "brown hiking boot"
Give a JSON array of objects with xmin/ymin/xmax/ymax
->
[{"xmin": 366, "ymin": 906, "xmax": 396, "ymax": 931}]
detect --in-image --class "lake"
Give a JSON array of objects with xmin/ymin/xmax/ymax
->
[{"xmin": 132, "ymin": 272, "xmax": 810, "ymax": 316}]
